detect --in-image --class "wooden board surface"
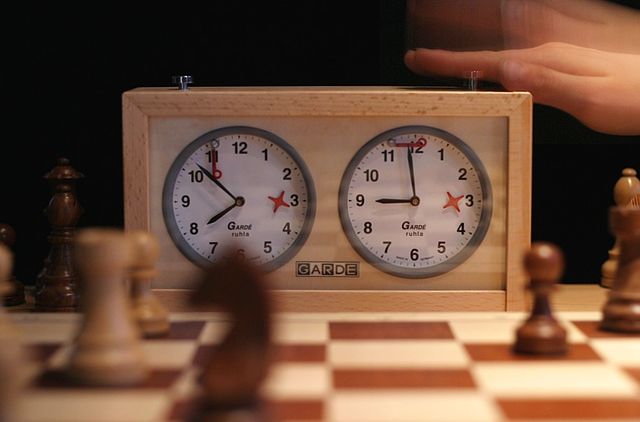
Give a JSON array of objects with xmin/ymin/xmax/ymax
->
[{"xmin": 8, "ymin": 309, "xmax": 639, "ymax": 422}]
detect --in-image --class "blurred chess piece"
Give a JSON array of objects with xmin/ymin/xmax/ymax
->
[
  {"xmin": 67, "ymin": 228, "xmax": 147, "ymax": 386},
  {"xmin": 0, "ymin": 224, "xmax": 25, "ymax": 306},
  {"xmin": 0, "ymin": 244, "xmax": 24, "ymax": 421},
  {"xmin": 190, "ymin": 254, "xmax": 273, "ymax": 421},
  {"xmin": 35, "ymin": 158, "xmax": 83, "ymax": 311},
  {"xmin": 128, "ymin": 230, "xmax": 170, "ymax": 338},
  {"xmin": 514, "ymin": 242, "xmax": 568, "ymax": 355},
  {"xmin": 601, "ymin": 168, "xmax": 640, "ymax": 288},
  {"xmin": 601, "ymin": 207, "xmax": 640, "ymax": 333}
]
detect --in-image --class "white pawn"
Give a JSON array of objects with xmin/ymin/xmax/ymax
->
[
  {"xmin": 128, "ymin": 230, "xmax": 170, "ymax": 338},
  {"xmin": 0, "ymin": 244, "xmax": 23, "ymax": 421},
  {"xmin": 67, "ymin": 228, "xmax": 147, "ymax": 386}
]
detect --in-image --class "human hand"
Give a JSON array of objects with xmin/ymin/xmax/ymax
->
[
  {"xmin": 406, "ymin": 0, "xmax": 640, "ymax": 54},
  {"xmin": 501, "ymin": 0, "xmax": 640, "ymax": 54},
  {"xmin": 405, "ymin": 43, "xmax": 640, "ymax": 135}
]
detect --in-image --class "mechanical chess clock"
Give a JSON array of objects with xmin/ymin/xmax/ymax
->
[
  {"xmin": 338, "ymin": 126, "xmax": 492, "ymax": 279},
  {"xmin": 162, "ymin": 126, "xmax": 315, "ymax": 271},
  {"xmin": 123, "ymin": 86, "xmax": 532, "ymax": 311}
]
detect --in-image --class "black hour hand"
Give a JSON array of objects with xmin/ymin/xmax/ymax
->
[
  {"xmin": 376, "ymin": 198, "xmax": 413, "ymax": 204},
  {"xmin": 207, "ymin": 202, "xmax": 237, "ymax": 225}
]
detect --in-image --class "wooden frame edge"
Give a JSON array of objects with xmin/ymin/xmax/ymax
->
[
  {"xmin": 505, "ymin": 94, "xmax": 532, "ymax": 311},
  {"xmin": 122, "ymin": 93, "xmax": 150, "ymax": 230},
  {"xmin": 154, "ymin": 289, "xmax": 507, "ymax": 312}
]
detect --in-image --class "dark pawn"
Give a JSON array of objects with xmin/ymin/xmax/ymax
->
[
  {"xmin": 514, "ymin": 242, "xmax": 568, "ymax": 355},
  {"xmin": 0, "ymin": 224, "xmax": 24, "ymax": 306},
  {"xmin": 190, "ymin": 254, "xmax": 273, "ymax": 422},
  {"xmin": 35, "ymin": 158, "xmax": 83, "ymax": 312},
  {"xmin": 601, "ymin": 206, "xmax": 640, "ymax": 333}
]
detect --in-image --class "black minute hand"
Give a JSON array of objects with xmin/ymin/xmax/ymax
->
[
  {"xmin": 197, "ymin": 164, "xmax": 237, "ymax": 200},
  {"xmin": 407, "ymin": 147, "xmax": 417, "ymax": 198}
]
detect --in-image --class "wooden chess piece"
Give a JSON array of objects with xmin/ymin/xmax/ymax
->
[
  {"xmin": 128, "ymin": 230, "xmax": 170, "ymax": 338},
  {"xmin": 0, "ymin": 224, "xmax": 25, "ymax": 306},
  {"xmin": 0, "ymin": 244, "xmax": 24, "ymax": 421},
  {"xmin": 67, "ymin": 228, "xmax": 147, "ymax": 386},
  {"xmin": 601, "ymin": 206, "xmax": 640, "ymax": 333},
  {"xmin": 514, "ymin": 242, "xmax": 567, "ymax": 355},
  {"xmin": 601, "ymin": 168, "xmax": 640, "ymax": 288},
  {"xmin": 190, "ymin": 255, "xmax": 273, "ymax": 421},
  {"xmin": 35, "ymin": 157, "xmax": 84, "ymax": 311}
]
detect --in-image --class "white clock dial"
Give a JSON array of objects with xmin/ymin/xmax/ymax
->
[
  {"xmin": 163, "ymin": 126, "xmax": 315, "ymax": 271},
  {"xmin": 339, "ymin": 126, "xmax": 492, "ymax": 278}
]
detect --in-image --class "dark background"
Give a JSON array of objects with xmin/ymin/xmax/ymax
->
[{"xmin": 5, "ymin": 1, "xmax": 638, "ymax": 286}]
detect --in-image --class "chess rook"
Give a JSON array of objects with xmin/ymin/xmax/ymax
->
[
  {"xmin": 35, "ymin": 158, "xmax": 83, "ymax": 311},
  {"xmin": 601, "ymin": 206, "xmax": 640, "ymax": 333},
  {"xmin": 514, "ymin": 242, "xmax": 567, "ymax": 355},
  {"xmin": 128, "ymin": 230, "xmax": 170, "ymax": 338},
  {"xmin": 67, "ymin": 228, "xmax": 147, "ymax": 386}
]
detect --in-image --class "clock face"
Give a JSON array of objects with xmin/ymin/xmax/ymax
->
[
  {"xmin": 162, "ymin": 126, "xmax": 316, "ymax": 271},
  {"xmin": 338, "ymin": 125, "xmax": 492, "ymax": 278}
]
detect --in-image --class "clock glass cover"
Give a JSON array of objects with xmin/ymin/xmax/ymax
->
[
  {"xmin": 339, "ymin": 125, "xmax": 492, "ymax": 278},
  {"xmin": 163, "ymin": 126, "xmax": 316, "ymax": 271}
]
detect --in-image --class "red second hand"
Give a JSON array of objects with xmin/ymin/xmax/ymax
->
[
  {"xmin": 211, "ymin": 149, "xmax": 222, "ymax": 179},
  {"xmin": 394, "ymin": 137, "xmax": 427, "ymax": 148}
]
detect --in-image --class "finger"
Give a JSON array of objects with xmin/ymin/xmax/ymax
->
[
  {"xmin": 405, "ymin": 49, "xmax": 504, "ymax": 80},
  {"xmin": 499, "ymin": 59, "xmax": 597, "ymax": 120},
  {"xmin": 509, "ymin": 44, "xmax": 607, "ymax": 76},
  {"xmin": 405, "ymin": 45, "xmax": 606, "ymax": 80}
]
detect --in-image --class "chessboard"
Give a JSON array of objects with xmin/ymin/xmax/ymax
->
[{"xmin": 9, "ymin": 311, "xmax": 640, "ymax": 422}]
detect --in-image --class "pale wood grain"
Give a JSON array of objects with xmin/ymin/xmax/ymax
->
[
  {"xmin": 122, "ymin": 94, "xmax": 150, "ymax": 230},
  {"xmin": 154, "ymin": 284, "xmax": 607, "ymax": 313},
  {"xmin": 155, "ymin": 289, "xmax": 505, "ymax": 312}
]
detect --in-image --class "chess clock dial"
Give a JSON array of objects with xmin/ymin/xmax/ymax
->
[
  {"xmin": 339, "ymin": 126, "xmax": 492, "ymax": 278},
  {"xmin": 163, "ymin": 126, "xmax": 316, "ymax": 271}
]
